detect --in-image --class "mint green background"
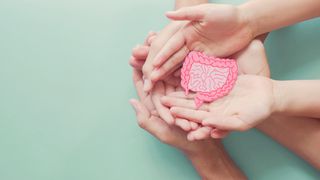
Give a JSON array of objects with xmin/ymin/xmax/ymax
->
[{"xmin": 0, "ymin": 0, "xmax": 319, "ymax": 179}]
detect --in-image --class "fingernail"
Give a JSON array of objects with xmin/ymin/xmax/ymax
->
[
  {"xmin": 133, "ymin": 44, "xmax": 141, "ymax": 50},
  {"xmin": 148, "ymin": 36, "xmax": 156, "ymax": 45},
  {"xmin": 167, "ymin": 116, "xmax": 175, "ymax": 125},
  {"xmin": 129, "ymin": 99, "xmax": 139, "ymax": 114},
  {"xmin": 190, "ymin": 122, "xmax": 199, "ymax": 130},
  {"xmin": 187, "ymin": 134, "xmax": 194, "ymax": 141},
  {"xmin": 143, "ymin": 79, "xmax": 152, "ymax": 91},
  {"xmin": 166, "ymin": 11, "xmax": 175, "ymax": 15}
]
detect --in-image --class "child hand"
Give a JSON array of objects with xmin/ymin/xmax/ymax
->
[
  {"xmin": 143, "ymin": 3, "xmax": 254, "ymax": 91},
  {"xmin": 163, "ymin": 75, "xmax": 275, "ymax": 133}
]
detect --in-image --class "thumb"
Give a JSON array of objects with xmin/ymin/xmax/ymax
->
[
  {"xmin": 129, "ymin": 99, "xmax": 151, "ymax": 126},
  {"xmin": 165, "ymin": 5, "xmax": 207, "ymax": 21}
]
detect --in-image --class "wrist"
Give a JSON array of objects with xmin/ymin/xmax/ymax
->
[
  {"xmin": 183, "ymin": 140, "xmax": 246, "ymax": 179},
  {"xmin": 237, "ymin": 2, "xmax": 260, "ymax": 38},
  {"xmin": 271, "ymin": 80, "xmax": 286, "ymax": 115}
]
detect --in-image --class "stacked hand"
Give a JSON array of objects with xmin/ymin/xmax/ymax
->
[
  {"xmin": 130, "ymin": 26, "xmax": 271, "ymax": 143},
  {"xmin": 130, "ymin": 2, "xmax": 276, "ymax": 147},
  {"xmin": 130, "ymin": 33, "xmax": 216, "ymax": 152},
  {"xmin": 128, "ymin": 1, "xmax": 320, "ymax": 176}
]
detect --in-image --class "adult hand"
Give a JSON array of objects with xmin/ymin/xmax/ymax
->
[
  {"xmin": 143, "ymin": 3, "xmax": 255, "ymax": 91},
  {"xmin": 131, "ymin": 32, "xmax": 202, "ymax": 129},
  {"xmin": 130, "ymin": 69, "xmax": 213, "ymax": 153}
]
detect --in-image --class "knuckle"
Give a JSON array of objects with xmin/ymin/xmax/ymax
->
[{"xmin": 137, "ymin": 119, "xmax": 146, "ymax": 129}]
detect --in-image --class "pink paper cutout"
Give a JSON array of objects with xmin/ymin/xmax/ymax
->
[{"xmin": 181, "ymin": 51, "xmax": 238, "ymax": 108}]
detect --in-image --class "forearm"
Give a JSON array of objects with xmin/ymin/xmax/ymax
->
[
  {"xmin": 273, "ymin": 80, "xmax": 320, "ymax": 118},
  {"xmin": 175, "ymin": 0, "xmax": 208, "ymax": 9},
  {"xmin": 239, "ymin": 0, "xmax": 320, "ymax": 37},
  {"xmin": 183, "ymin": 141, "xmax": 246, "ymax": 180},
  {"xmin": 257, "ymin": 115, "xmax": 320, "ymax": 170}
]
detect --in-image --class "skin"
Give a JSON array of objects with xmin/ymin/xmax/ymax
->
[
  {"xmin": 142, "ymin": 1, "xmax": 320, "ymax": 92},
  {"xmin": 131, "ymin": 33, "xmax": 320, "ymax": 177},
  {"xmin": 130, "ymin": 40, "xmax": 320, "ymax": 172},
  {"xmin": 164, "ymin": 77, "xmax": 320, "ymax": 170},
  {"xmin": 161, "ymin": 37, "xmax": 270, "ymax": 139},
  {"xmin": 130, "ymin": 33, "xmax": 246, "ymax": 179},
  {"xmin": 130, "ymin": 0, "xmax": 320, "ymax": 176},
  {"xmin": 165, "ymin": 77, "xmax": 320, "ymax": 131},
  {"xmin": 142, "ymin": 0, "xmax": 208, "ymax": 92},
  {"xmin": 134, "ymin": 32, "xmax": 271, "ymax": 139},
  {"xmin": 129, "ymin": 88, "xmax": 246, "ymax": 180}
]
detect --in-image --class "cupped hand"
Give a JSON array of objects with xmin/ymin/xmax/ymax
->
[
  {"xmin": 130, "ymin": 32, "xmax": 200, "ymax": 130},
  {"xmin": 143, "ymin": 3, "xmax": 255, "ymax": 91},
  {"xmin": 163, "ymin": 74, "xmax": 275, "ymax": 133},
  {"xmin": 161, "ymin": 39, "xmax": 271, "ymax": 140},
  {"xmin": 142, "ymin": 21, "xmax": 188, "ymax": 91},
  {"xmin": 130, "ymin": 66, "xmax": 214, "ymax": 153}
]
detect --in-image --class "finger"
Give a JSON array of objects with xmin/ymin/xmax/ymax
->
[
  {"xmin": 147, "ymin": 35, "xmax": 157, "ymax": 45},
  {"xmin": 202, "ymin": 116, "xmax": 248, "ymax": 131},
  {"xmin": 142, "ymin": 23, "xmax": 183, "ymax": 92},
  {"xmin": 175, "ymin": 118, "xmax": 192, "ymax": 131},
  {"xmin": 165, "ymin": 83, "xmax": 175, "ymax": 95},
  {"xmin": 151, "ymin": 110, "xmax": 159, "ymax": 117},
  {"xmin": 190, "ymin": 122, "xmax": 199, "ymax": 130},
  {"xmin": 132, "ymin": 69, "xmax": 147, "ymax": 99},
  {"xmin": 187, "ymin": 126, "xmax": 211, "ymax": 141},
  {"xmin": 170, "ymin": 107, "xmax": 208, "ymax": 123},
  {"xmin": 129, "ymin": 57, "xmax": 144, "ymax": 70},
  {"xmin": 165, "ymin": 5, "xmax": 206, "ymax": 21},
  {"xmin": 144, "ymin": 31, "xmax": 157, "ymax": 45},
  {"xmin": 132, "ymin": 45, "xmax": 149, "ymax": 60},
  {"xmin": 129, "ymin": 99, "xmax": 151, "ymax": 126},
  {"xmin": 152, "ymin": 82, "xmax": 175, "ymax": 124},
  {"xmin": 167, "ymin": 91, "xmax": 196, "ymax": 99},
  {"xmin": 150, "ymin": 45, "xmax": 188, "ymax": 82},
  {"xmin": 152, "ymin": 32, "xmax": 186, "ymax": 68},
  {"xmin": 161, "ymin": 96, "xmax": 209, "ymax": 111},
  {"xmin": 210, "ymin": 129, "xmax": 230, "ymax": 139},
  {"xmin": 130, "ymin": 99, "xmax": 171, "ymax": 138}
]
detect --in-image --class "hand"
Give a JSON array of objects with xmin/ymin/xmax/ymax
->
[
  {"xmin": 130, "ymin": 68, "xmax": 214, "ymax": 153},
  {"xmin": 161, "ymin": 39, "xmax": 271, "ymax": 140},
  {"xmin": 130, "ymin": 34, "xmax": 246, "ymax": 180},
  {"xmin": 131, "ymin": 32, "xmax": 201, "ymax": 129},
  {"xmin": 164, "ymin": 74, "xmax": 275, "ymax": 133},
  {"xmin": 143, "ymin": 3, "xmax": 254, "ymax": 91},
  {"xmin": 142, "ymin": 21, "xmax": 188, "ymax": 91}
]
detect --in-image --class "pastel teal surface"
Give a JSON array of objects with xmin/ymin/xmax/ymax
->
[{"xmin": 0, "ymin": 0, "xmax": 319, "ymax": 180}]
